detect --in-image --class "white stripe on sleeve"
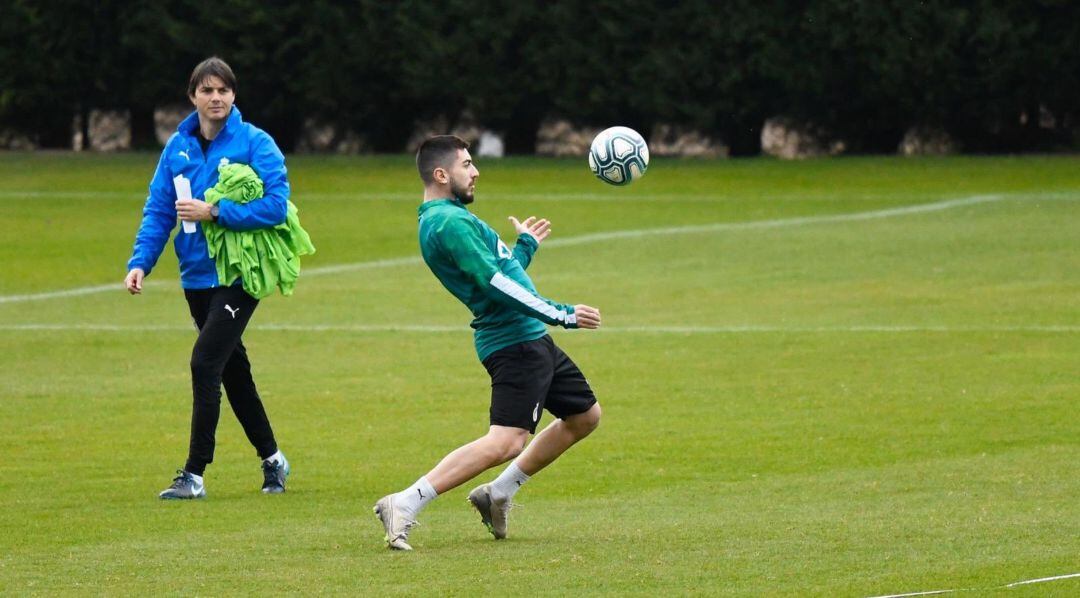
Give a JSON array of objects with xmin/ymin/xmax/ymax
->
[{"xmin": 490, "ymin": 272, "xmax": 567, "ymax": 323}]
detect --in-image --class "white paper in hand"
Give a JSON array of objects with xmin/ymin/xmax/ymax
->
[{"xmin": 173, "ymin": 174, "xmax": 196, "ymax": 233}]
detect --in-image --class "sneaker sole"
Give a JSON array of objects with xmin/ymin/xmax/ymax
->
[{"xmin": 159, "ymin": 492, "xmax": 206, "ymax": 500}]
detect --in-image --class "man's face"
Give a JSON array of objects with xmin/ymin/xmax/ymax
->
[
  {"xmin": 445, "ymin": 149, "xmax": 479, "ymax": 204},
  {"xmin": 189, "ymin": 76, "xmax": 235, "ymax": 125}
]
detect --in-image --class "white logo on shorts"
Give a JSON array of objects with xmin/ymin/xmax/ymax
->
[
  {"xmin": 224, "ymin": 304, "xmax": 239, "ymax": 319},
  {"xmin": 532, "ymin": 402, "xmax": 540, "ymax": 422}
]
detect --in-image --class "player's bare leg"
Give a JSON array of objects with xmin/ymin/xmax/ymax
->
[
  {"xmin": 515, "ymin": 403, "xmax": 601, "ymax": 475},
  {"xmin": 470, "ymin": 403, "xmax": 601, "ymax": 538},
  {"xmin": 374, "ymin": 425, "xmax": 526, "ymax": 549}
]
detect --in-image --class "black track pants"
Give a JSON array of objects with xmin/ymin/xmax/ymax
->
[{"xmin": 182, "ymin": 286, "xmax": 277, "ymax": 475}]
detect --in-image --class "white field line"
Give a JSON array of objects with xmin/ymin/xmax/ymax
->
[
  {"xmin": 867, "ymin": 590, "xmax": 960, "ymax": 598},
  {"xmin": 0, "ymin": 283, "xmax": 124, "ymax": 304},
  {"xmin": 1004, "ymin": 572, "xmax": 1080, "ymax": 587},
  {"xmin": 1, "ymin": 324, "xmax": 1076, "ymax": 334},
  {"xmin": 542, "ymin": 194, "xmax": 1003, "ymax": 248},
  {"xmin": 303, "ymin": 256, "xmax": 421, "ymax": 276},
  {"xmin": 594, "ymin": 325, "xmax": 1080, "ymax": 333},
  {"xmin": 1, "ymin": 194, "xmax": 1015, "ymax": 305},
  {"xmin": 870, "ymin": 571, "xmax": 1080, "ymax": 597}
]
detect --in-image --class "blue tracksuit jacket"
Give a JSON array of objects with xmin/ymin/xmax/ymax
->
[{"xmin": 127, "ymin": 106, "xmax": 290, "ymax": 289}]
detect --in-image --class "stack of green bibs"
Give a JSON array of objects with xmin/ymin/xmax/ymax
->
[{"xmin": 202, "ymin": 163, "xmax": 315, "ymax": 299}]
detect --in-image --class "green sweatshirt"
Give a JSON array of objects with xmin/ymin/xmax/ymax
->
[
  {"xmin": 202, "ymin": 163, "xmax": 315, "ymax": 299},
  {"xmin": 417, "ymin": 198, "xmax": 578, "ymax": 361}
]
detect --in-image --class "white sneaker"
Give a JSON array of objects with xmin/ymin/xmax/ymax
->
[
  {"xmin": 467, "ymin": 483, "xmax": 511, "ymax": 539},
  {"xmin": 373, "ymin": 495, "xmax": 417, "ymax": 550}
]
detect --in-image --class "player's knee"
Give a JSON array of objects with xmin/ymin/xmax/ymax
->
[
  {"xmin": 487, "ymin": 430, "xmax": 527, "ymax": 462},
  {"xmin": 586, "ymin": 403, "xmax": 602, "ymax": 432},
  {"xmin": 570, "ymin": 402, "xmax": 601, "ymax": 436},
  {"xmin": 486, "ymin": 427, "xmax": 527, "ymax": 459},
  {"xmin": 503, "ymin": 442, "xmax": 525, "ymax": 461}
]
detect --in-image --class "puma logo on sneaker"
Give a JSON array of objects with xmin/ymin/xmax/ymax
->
[{"xmin": 224, "ymin": 304, "xmax": 239, "ymax": 319}]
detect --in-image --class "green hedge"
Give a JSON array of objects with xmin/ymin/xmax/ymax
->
[{"xmin": 2, "ymin": 0, "xmax": 1077, "ymax": 153}]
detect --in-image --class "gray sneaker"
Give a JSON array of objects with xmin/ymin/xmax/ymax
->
[
  {"xmin": 373, "ymin": 495, "xmax": 416, "ymax": 550},
  {"xmin": 467, "ymin": 483, "xmax": 511, "ymax": 539},
  {"xmin": 261, "ymin": 454, "xmax": 290, "ymax": 494},
  {"xmin": 159, "ymin": 470, "xmax": 206, "ymax": 500}
]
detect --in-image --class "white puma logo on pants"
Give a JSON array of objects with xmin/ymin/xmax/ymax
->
[{"xmin": 224, "ymin": 304, "xmax": 239, "ymax": 319}]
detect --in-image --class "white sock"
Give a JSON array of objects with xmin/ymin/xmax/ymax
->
[
  {"xmin": 263, "ymin": 450, "xmax": 285, "ymax": 465},
  {"xmin": 395, "ymin": 476, "xmax": 438, "ymax": 517},
  {"xmin": 187, "ymin": 472, "xmax": 204, "ymax": 485},
  {"xmin": 490, "ymin": 462, "xmax": 530, "ymax": 502}
]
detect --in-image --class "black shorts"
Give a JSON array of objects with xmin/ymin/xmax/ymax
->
[{"xmin": 481, "ymin": 335, "xmax": 597, "ymax": 433}]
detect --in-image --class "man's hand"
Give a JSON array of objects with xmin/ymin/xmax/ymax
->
[
  {"xmin": 573, "ymin": 304, "xmax": 601, "ymax": 329},
  {"xmin": 509, "ymin": 216, "xmax": 551, "ymax": 244},
  {"xmin": 124, "ymin": 268, "xmax": 145, "ymax": 295},
  {"xmin": 176, "ymin": 198, "xmax": 214, "ymax": 222}
]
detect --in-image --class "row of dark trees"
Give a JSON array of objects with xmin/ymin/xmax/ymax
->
[{"xmin": 2, "ymin": 0, "xmax": 1078, "ymax": 154}]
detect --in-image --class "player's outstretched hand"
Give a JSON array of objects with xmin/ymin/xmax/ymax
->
[
  {"xmin": 573, "ymin": 304, "xmax": 601, "ymax": 329},
  {"xmin": 509, "ymin": 216, "xmax": 551, "ymax": 244},
  {"xmin": 124, "ymin": 268, "xmax": 145, "ymax": 295}
]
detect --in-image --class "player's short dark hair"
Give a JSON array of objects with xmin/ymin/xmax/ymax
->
[
  {"xmin": 188, "ymin": 57, "xmax": 237, "ymax": 97},
  {"xmin": 417, "ymin": 135, "xmax": 469, "ymax": 185}
]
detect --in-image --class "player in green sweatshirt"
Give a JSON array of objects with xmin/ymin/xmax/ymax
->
[{"xmin": 374, "ymin": 135, "xmax": 603, "ymax": 550}]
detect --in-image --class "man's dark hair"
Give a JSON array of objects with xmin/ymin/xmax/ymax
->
[
  {"xmin": 188, "ymin": 57, "xmax": 237, "ymax": 97},
  {"xmin": 416, "ymin": 135, "xmax": 469, "ymax": 185}
]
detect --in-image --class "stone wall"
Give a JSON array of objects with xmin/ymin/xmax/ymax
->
[
  {"xmin": 535, "ymin": 119, "xmax": 600, "ymax": 157},
  {"xmin": 404, "ymin": 113, "xmax": 507, "ymax": 157},
  {"xmin": 649, "ymin": 124, "xmax": 728, "ymax": 158},
  {"xmin": 761, "ymin": 117, "xmax": 845, "ymax": 159},
  {"xmin": 296, "ymin": 119, "xmax": 369, "ymax": 154},
  {"xmin": 0, "ymin": 130, "xmax": 36, "ymax": 150},
  {"xmin": 154, "ymin": 106, "xmax": 189, "ymax": 145},
  {"xmin": 898, "ymin": 126, "xmax": 957, "ymax": 156},
  {"xmin": 406, "ymin": 113, "xmax": 483, "ymax": 154},
  {"xmin": 72, "ymin": 110, "xmax": 132, "ymax": 152}
]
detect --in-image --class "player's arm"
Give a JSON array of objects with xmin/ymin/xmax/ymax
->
[
  {"xmin": 127, "ymin": 146, "xmax": 179, "ymax": 285},
  {"xmin": 215, "ymin": 132, "xmax": 289, "ymax": 231},
  {"xmin": 509, "ymin": 216, "xmax": 550, "ymax": 269},
  {"xmin": 441, "ymin": 217, "xmax": 584, "ymax": 329}
]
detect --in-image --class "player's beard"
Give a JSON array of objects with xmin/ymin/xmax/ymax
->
[{"xmin": 450, "ymin": 177, "xmax": 474, "ymax": 204}]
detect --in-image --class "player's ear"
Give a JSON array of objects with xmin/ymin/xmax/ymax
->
[{"xmin": 433, "ymin": 167, "xmax": 448, "ymax": 184}]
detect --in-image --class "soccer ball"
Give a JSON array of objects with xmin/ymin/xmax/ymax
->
[{"xmin": 588, "ymin": 126, "xmax": 649, "ymax": 186}]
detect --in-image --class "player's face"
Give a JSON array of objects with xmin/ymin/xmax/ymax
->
[
  {"xmin": 189, "ymin": 76, "xmax": 235, "ymax": 125},
  {"xmin": 447, "ymin": 149, "xmax": 479, "ymax": 204}
]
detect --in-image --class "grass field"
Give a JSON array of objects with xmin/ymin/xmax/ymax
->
[{"xmin": 0, "ymin": 152, "xmax": 1077, "ymax": 596}]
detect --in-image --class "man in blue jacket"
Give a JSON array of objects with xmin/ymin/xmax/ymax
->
[{"xmin": 124, "ymin": 57, "xmax": 291, "ymax": 499}]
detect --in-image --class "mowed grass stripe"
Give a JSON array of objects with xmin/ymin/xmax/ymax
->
[{"xmin": 0, "ymin": 193, "xmax": 1023, "ymax": 304}]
